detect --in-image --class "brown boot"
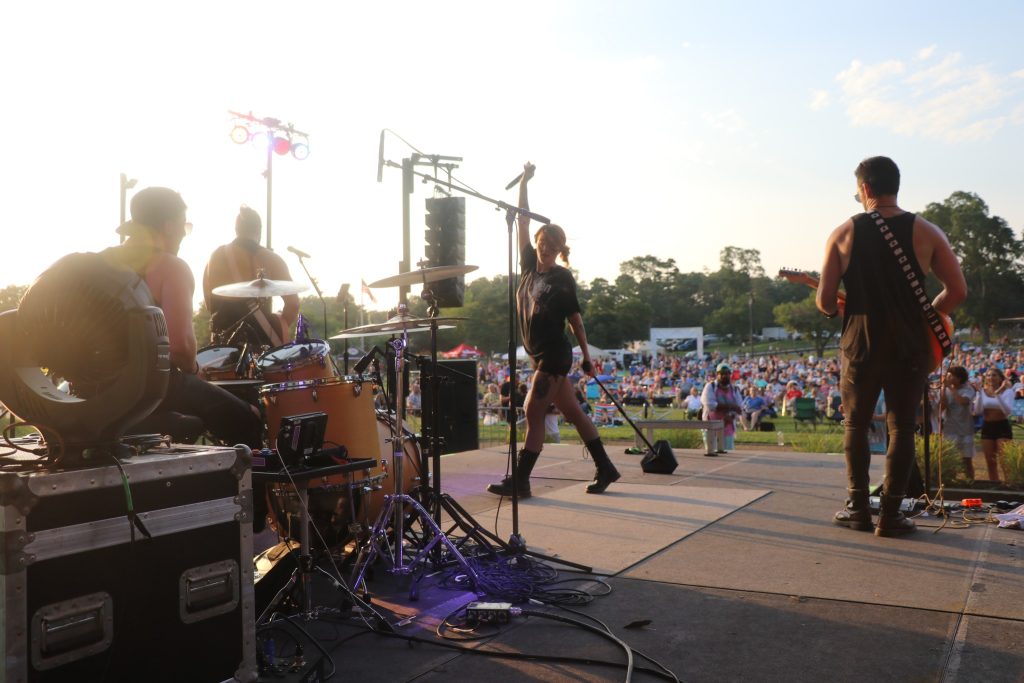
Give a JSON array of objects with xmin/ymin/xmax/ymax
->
[
  {"xmin": 875, "ymin": 494, "xmax": 916, "ymax": 537},
  {"xmin": 833, "ymin": 488, "xmax": 873, "ymax": 531}
]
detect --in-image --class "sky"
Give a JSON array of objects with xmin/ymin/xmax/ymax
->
[{"xmin": 3, "ymin": 1, "xmax": 1023, "ymax": 320}]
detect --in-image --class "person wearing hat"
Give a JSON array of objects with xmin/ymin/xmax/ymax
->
[
  {"xmin": 202, "ymin": 205, "xmax": 299, "ymax": 347},
  {"xmin": 103, "ymin": 187, "xmax": 263, "ymax": 451},
  {"xmin": 701, "ymin": 363, "xmax": 742, "ymax": 455}
]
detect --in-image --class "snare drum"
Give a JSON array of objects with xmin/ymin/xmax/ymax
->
[
  {"xmin": 257, "ymin": 340, "xmax": 337, "ymax": 383},
  {"xmin": 197, "ymin": 345, "xmax": 242, "ymax": 381}
]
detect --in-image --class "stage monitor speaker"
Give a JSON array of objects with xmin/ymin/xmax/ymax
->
[
  {"xmin": 419, "ymin": 358, "xmax": 479, "ymax": 454},
  {"xmin": 641, "ymin": 439, "xmax": 678, "ymax": 474}
]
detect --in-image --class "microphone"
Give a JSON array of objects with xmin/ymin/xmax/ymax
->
[
  {"xmin": 504, "ymin": 171, "xmax": 524, "ymax": 190},
  {"xmin": 353, "ymin": 346, "xmax": 380, "ymax": 375},
  {"xmin": 376, "ymin": 129, "xmax": 385, "ymax": 183},
  {"xmin": 287, "ymin": 246, "xmax": 311, "ymax": 259}
]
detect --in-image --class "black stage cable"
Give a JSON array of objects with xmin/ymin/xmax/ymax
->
[
  {"xmin": 268, "ymin": 613, "xmax": 338, "ymax": 681},
  {"xmin": 330, "ymin": 622, "xmax": 684, "ymax": 682},
  {"xmin": 546, "ymin": 602, "xmax": 681, "ymax": 683},
  {"xmin": 3, "ymin": 420, "xmax": 58, "ymax": 457}
]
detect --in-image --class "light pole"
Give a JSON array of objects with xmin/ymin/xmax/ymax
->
[
  {"xmin": 119, "ymin": 173, "xmax": 137, "ymax": 244},
  {"xmin": 228, "ymin": 110, "xmax": 309, "ymax": 250}
]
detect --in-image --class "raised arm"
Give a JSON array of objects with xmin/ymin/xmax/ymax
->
[{"xmin": 517, "ymin": 162, "xmax": 536, "ymax": 254}]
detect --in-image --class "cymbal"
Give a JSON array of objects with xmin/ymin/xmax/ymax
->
[
  {"xmin": 367, "ymin": 265, "xmax": 478, "ymax": 289},
  {"xmin": 329, "ymin": 313, "xmax": 466, "ymax": 339},
  {"xmin": 212, "ymin": 276, "xmax": 308, "ymax": 298}
]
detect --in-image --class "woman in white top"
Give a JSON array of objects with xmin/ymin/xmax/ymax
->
[{"xmin": 972, "ymin": 367, "xmax": 1015, "ymax": 482}]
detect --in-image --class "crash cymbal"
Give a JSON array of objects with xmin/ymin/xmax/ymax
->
[
  {"xmin": 212, "ymin": 276, "xmax": 308, "ymax": 298},
  {"xmin": 329, "ymin": 313, "xmax": 466, "ymax": 339},
  {"xmin": 367, "ymin": 264, "xmax": 478, "ymax": 289},
  {"xmin": 330, "ymin": 324, "xmax": 456, "ymax": 339}
]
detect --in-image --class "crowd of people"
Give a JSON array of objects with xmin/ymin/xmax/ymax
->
[{"xmin": 474, "ymin": 344, "xmax": 1024, "ymax": 458}]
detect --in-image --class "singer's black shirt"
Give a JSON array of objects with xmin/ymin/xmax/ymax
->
[{"xmin": 518, "ymin": 245, "xmax": 580, "ymax": 376}]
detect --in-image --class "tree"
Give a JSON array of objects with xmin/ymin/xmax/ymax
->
[
  {"xmin": 0, "ymin": 285, "xmax": 27, "ymax": 312},
  {"xmin": 773, "ymin": 294, "xmax": 841, "ymax": 356},
  {"xmin": 920, "ymin": 191, "xmax": 1024, "ymax": 342}
]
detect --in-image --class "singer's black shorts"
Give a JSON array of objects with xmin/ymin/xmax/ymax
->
[{"xmin": 530, "ymin": 344, "xmax": 573, "ymax": 377}]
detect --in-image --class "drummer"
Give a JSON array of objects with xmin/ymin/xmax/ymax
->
[{"xmin": 202, "ymin": 206, "xmax": 299, "ymax": 347}]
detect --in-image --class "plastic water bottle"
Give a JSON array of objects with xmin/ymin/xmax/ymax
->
[{"xmin": 776, "ymin": 431, "xmax": 784, "ymax": 446}]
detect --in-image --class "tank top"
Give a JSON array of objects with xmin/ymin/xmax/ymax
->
[{"xmin": 840, "ymin": 212, "xmax": 929, "ymax": 364}]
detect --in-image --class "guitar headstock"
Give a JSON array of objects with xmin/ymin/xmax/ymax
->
[{"xmin": 777, "ymin": 268, "xmax": 819, "ymax": 288}]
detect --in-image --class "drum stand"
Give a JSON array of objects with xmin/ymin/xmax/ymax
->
[{"xmin": 350, "ymin": 313, "xmax": 481, "ymax": 596}]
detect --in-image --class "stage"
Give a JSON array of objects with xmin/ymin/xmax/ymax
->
[{"xmin": 257, "ymin": 443, "xmax": 1024, "ymax": 682}]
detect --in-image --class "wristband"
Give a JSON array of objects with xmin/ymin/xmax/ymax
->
[{"xmin": 822, "ymin": 309, "xmax": 839, "ymax": 319}]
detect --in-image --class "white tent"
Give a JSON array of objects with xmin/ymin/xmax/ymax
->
[
  {"xmin": 572, "ymin": 343, "xmax": 608, "ymax": 359},
  {"xmin": 500, "ymin": 345, "xmax": 531, "ymax": 360}
]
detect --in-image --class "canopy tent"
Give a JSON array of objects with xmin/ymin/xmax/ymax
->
[
  {"xmin": 572, "ymin": 343, "xmax": 608, "ymax": 359},
  {"xmin": 500, "ymin": 345, "xmax": 531, "ymax": 360},
  {"xmin": 442, "ymin": 342, "xmax": 484, "ymax": 359}
]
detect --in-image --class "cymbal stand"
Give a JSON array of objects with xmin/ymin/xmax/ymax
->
[
  {"xmin": 350, "ymin": 307, "xmax": 481, "ymax": 597},
  {"xmin": 292, "ymin": 253, "xmax": 328, "ymax": 340}
]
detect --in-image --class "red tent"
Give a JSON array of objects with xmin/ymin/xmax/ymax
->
[{"xmin": 442, "ymin": 343, "xmax": 484, "ymax": 359}]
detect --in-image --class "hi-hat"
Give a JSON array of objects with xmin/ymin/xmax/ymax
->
[
  {"xmin": 212, "ymin": 276, "xmax": 308, "ymax": 298},
  {"xmin": 367, "ymin": 265, "xmax": 478, "ymax": 289},
  {"xmin": 329, "ymin": 313, "xmax": 466, "ymax": 339}
]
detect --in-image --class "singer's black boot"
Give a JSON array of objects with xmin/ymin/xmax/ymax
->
[
  {"xmin": 486, "ymin": 449, "xmax": 540, "ymax": 498},
  {"xmin": 833, "ymin": 488, "xmax": 873, "ymax": 531},
  {"xmin": 585, "ymin": 438, "xmax": 620, "ymax": 494}
]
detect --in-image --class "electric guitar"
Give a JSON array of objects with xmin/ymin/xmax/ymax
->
[{"xmin": 778, "ymin": 268, "xmax": 953, "ymax": 372}]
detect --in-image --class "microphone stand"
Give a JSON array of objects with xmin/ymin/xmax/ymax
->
[
  {"xmin": 293, "ymin": 255, "xmax": 327, "ymax": 340},
  {"xmin": 378, "ymin": 155, "xmax": 588, "ymax": 568}
]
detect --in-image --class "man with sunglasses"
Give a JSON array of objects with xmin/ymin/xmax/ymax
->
[
  {"xmin": 104, "ymin": 187, "xmax": 263, "ymax": 450},
  {"xmin": 817, "ymin": 157, "xmax": 966, "ymax": 537}
]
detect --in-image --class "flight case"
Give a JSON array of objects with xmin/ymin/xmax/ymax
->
[{"xmin": 0, "ymin": 443, "xmax": 257, "ymax": 682}]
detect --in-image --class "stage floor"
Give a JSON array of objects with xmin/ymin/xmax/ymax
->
[{"xmin": 256, "ymin": 443, "xmax": 1024, "ymax": 682}]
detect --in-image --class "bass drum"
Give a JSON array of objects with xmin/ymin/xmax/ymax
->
[
  {"xmin": 257, "ymin": 339, "xmax": 337, "ymax": 383},
  {"xmin": 267, "ymin": 413, "xmax": 422, "ymax": 550}
]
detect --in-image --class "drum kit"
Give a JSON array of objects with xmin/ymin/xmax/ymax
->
[{"xmin": 209, "ymin": 264, "xmax": 484, "ymax": 589}]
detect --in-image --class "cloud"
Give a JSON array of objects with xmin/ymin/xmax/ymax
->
[
  {"xmin": 832, "ymin": 50, "xmax": 1024, "ymax": 142},
  {"xmin": 916, "ymin": 44, "xmax": 937, "ymax": 61},
  {"xmin": 809, "ymin": 89, "xmax": 830, "ymax": 111}
]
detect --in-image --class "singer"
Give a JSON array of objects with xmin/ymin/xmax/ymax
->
[
  {"xmin": 202, "ymin": 205, "xmax": 300, "ymax": 347},
  {"xmin": 486, "ymin": 163, "xmax": 620, "ymax": 498}
]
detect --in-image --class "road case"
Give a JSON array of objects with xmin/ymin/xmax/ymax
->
[{"xmin": 0, "ymin": 444, "xmax": 257, "ymax": 682}]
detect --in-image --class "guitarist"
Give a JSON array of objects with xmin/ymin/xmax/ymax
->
[{"xmin": 817, "ymin": 156, "xmax": 966, "ymax": 537}]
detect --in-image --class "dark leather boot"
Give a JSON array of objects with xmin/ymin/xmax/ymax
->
[
  {"xmin": 487, "ymin": 449, "xmax": 540, "ymax": 498},
  {"xmin": 833, "ymin": 488, "xmax": 873, "ymax": 531},
  {"xmin": 585, "ymin": 438, "xmax": 620, "ymax": 494},
  {"xmin": 875, "ymin": 494, "xmax": 916, "ymax": 537}
]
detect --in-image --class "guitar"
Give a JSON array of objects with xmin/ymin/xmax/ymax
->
[{"xmin": 778, "ymin": 268, "xmax": 953, "ymax": 372}]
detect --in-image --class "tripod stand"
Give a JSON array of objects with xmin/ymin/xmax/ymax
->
[
  {"xmin": 253, "ymin": 459, "xmax": 373, "ymax": 620},
  {"xmin": 350, "ymin": 308, "xmax": 481, "ymax": 595}
]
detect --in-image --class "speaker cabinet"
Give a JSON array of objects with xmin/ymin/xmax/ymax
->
[
  {"xmin": 641, "ymin": 439, "xmax": 678, "ymax": 474},
  {"xmin": 419, "ymin": 358, "xmax": 479, "ymax": 453}
]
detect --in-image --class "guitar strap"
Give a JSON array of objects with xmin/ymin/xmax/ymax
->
[
  {"xmin": 869, "ymin": 211, "xmax": 952, "ymax": 359},
  {"xmin": 221, "ymin": 245, "xmax": 285, "ymax": 347}
]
